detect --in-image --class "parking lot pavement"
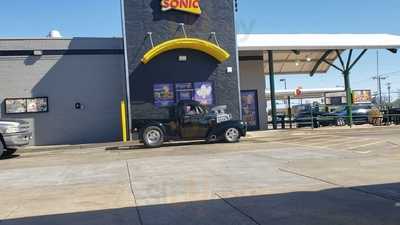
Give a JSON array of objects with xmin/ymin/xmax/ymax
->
[{"xmin": 0, "ymin": 126, "xmax": 399, "ymax": 225}]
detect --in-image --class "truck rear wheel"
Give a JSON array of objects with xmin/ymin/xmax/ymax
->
[
  {"xmin": 143, "ymin": 126, "xmax": 164, "ymax": 148},
  {"xmin": 224, "ymin": 127, "xmax": 240, "ymax": 143}
]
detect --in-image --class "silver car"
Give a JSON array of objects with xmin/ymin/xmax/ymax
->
[{"xmin": 0, "ymin": 120, "xmax": 32, "ymax": 158}]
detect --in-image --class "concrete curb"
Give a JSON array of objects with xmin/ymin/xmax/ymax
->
[{"xmin": 19, "ymin": 141, "xmax": 140, "ymax": 153}]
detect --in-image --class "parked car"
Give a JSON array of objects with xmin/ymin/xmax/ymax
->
[
  {"xmin": 132, "ymin": 100, "xmax": 247, "ymax": 148},
  {"xmin": 295, "ymin": 111, "xmax": 321, "ymax": 128},
  {"xmin": 0, "ymin": 120, "xmax": 31, "ymax": 158},
  {"xmin": 319, "ymin": 104, "xmax": 373, "ymax": 126},
  {"xmin": 294, "ymin": 104, "xmax": 324, "ymax": 128}
]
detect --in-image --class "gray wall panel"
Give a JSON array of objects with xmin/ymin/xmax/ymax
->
[
  {"xmin": 239, "ymin": 60, "xmax": 268, "ymax": 130},
  {"xmin": 0, "ymin": 53, "xmax": 125, "ymax": 145}
]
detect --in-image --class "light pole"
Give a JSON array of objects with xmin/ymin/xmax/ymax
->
[
  {"xmin": 376, "ymin": 50, "xmax": 381, "ymax": 104},
  {"xmin": 280, "ymin": 78, "xmax": 292, "ymax": 128},
  {"xmin": 280, "ymin": 78, "xmax": 287, "ymax": 90},
  {"xmin": 387, "ymin": 82, "xmax": 392, "ymax": 104}
]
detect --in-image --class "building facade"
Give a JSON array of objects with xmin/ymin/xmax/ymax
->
[
  {"xmin": 123, "ymin": 0, "xmax": 241, "ymax": 120},
  {"xmin": 0, "ymin": 38, "xmax": 125, "ymax": 145},
  {"xmin": 0, "ymin": 1, "xmax": 269, "ymax": 146}
]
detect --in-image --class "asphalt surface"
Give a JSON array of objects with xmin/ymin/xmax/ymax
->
[{"xmin": 0, "ymin": 126, "xmax": 399, "ymax": 225}]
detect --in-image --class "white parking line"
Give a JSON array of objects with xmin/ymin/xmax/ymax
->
[
  {"xmin": 347, "ymin": 141, "xmax": 384, "ymax": 150},
  {"xmin": 353, "ymin": 150, "xmax": 372, "ymax": 154}
]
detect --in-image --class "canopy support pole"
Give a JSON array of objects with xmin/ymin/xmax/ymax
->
[
  {"xmin": 343, "ymin": 49, "xmax": 368, "ymax": 127},
  {"xmin": 343, "ymin": 70, "xmax": 353, "ymax": 126},
  {"xmin": 268, "ymin": 50, "xmax": 278, "ymax": 129},
  {"xmin": 310, "ymin": 49, "xmax": 369, "ymax": 127}
]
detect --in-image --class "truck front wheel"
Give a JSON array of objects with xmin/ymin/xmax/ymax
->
[
  {"xmin": 143, "ymin": 126, "xmax": 164, "ymax": 148},
  {"xmin": 0, "ymin": 134, "xmax": 6, "ymax": 158},
  {"xmin": 224, "ymin": 127, "xmax": 240, "ymax": 143}
]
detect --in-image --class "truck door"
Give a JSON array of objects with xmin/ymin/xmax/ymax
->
[{"xmin": 180, "ymin": 104, "xmax": 209, "ymax": 139}]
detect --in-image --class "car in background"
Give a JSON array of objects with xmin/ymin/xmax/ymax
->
[
  {"xmin": 294, "ymin": 104, "xmax": 325, "ymax": 128},
  {"xmin": 0, "ymin": 120, "xmax": 31, "ymax": 158},
  {"xmin": 319, "ymin": 104, "xmax": 373, "ymax": 126},
  {"xmin": 295, "ymin": 111, "xmax": 321, "ymax": 128}
]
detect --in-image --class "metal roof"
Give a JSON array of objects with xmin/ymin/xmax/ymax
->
[
  {"xmin": 0, "ymin": 38, "xmax": 123, "ymax": 51},
  {"xmin": 239, "ymin": 49, "xmax": 339, "ymax": 74},
  {"xmin": 237, "ymin": 34, "xmax": 400, "ymax": 75},
  {"xmin": 237, "ymin": 34, "xmax": 400, "ymax": 51}
]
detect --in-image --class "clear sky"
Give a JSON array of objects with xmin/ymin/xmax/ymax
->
[{"xmin": 1, "ymin": 0, "xmax": 399, "ymax": 100}]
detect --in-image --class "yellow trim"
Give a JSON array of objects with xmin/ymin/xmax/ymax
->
[
  {"xmin": 141, "ymin": 38, "xmax": 230, "ymax": 64},
  {"xmin": 120, "ymin": 100, "xmax": 128, "ymax": 143}
]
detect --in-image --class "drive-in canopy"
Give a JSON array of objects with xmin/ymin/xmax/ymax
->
[
  {"xmin": 237, "ymin": 34, "xmax": 400, "ymax": 75},
  {"xmin": 237, "ymin": 33, "xmax": 400, "ymax": 128},
  {"xmin": 238, "ymin": 34, "xmax": 400, "ymax": 51}
]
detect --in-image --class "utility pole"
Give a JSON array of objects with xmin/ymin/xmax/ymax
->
[
  {"xmin": 376, "ymin": 50, "xmax": 381, "ymax": 104},
  {"xmin": 372, "ymin": 75, "xmax": 387, "ymax": 105},
  {"xmin": 372, "ymin": 70, "xmax": 400, "ymax": 105}
]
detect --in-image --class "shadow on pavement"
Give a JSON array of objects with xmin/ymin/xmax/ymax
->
[
  {"xmin": 1, "ymin": 183, "xmax": 399, "ymax": 225},
  {"xmin": 106, "ymin": 141, "xmax": 208, "ymax": 151},
  {"xmin": 0, "ymin": 154, "xmax": 20, "ymax": 160}
]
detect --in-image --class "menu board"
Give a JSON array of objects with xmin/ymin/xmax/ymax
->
[
  {"xmin": 241, "ymin": 90, "xmax": 259, "ymax": 130},
  {"xmin": 352, "ymin": 90, "xmax": 372, "ymax": 104},
  {"xmin": 154, "ymin": 84, "xmax": 175, "ymax": 107},
  {"xmin": 27, "ymin": 98, "xmax": 48, "ymax": 113},
  {"xmin": 5, "ymin": 99, "xmax": 27, "ymax": 114},
  {"xmin": 175, "ymin": 83, "xmax": 194, "ymax": 102},
  {"xmin": 153, "ymin": 82, "xmax": 215, "ymax": 106},
  {"xmin": 193, "ymin": 82, "xmax": 214, "ymax": 105},
  {"xmin": 5, "ymin": 97, "xmax": 48, "ymax": 114}
]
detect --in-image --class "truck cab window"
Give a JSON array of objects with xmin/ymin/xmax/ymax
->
[{"xmin": 184, "ymin": 105, "xmax": 206, "ymax": 116}]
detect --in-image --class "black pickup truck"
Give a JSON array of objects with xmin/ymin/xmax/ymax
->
[{"xmin": 132, "ymin": 100, "xmax": 247, "ymax": 148}]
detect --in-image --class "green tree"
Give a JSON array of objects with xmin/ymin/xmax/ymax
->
[{"xmin": 392, "ymin": 98, "xmax": 400, "ymax": 108}]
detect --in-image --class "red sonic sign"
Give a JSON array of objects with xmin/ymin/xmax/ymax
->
[{"xmin": 161, "ymin": 0, "xmax": 202, "ymax": 15}]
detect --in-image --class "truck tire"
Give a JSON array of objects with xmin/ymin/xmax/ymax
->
[
  {"xmin": 4, "ymin": 148, "xmax": 17, "ymax": 157},
  {"xmin": 143, "ymin": 126, "xmax": 164, "ymax": 148},
  {"xmin": 336, "ymin": 118, "xmax": 346, "ymax": 126},
  {"xmin": 0, "ymin": 134, "xmax": 6, "ymax": 158},
  {"xmin": 224, "ymin": 127, "xmax": 240, "ymax": 143}
]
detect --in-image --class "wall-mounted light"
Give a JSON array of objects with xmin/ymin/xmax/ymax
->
[
  {"xmin": 227, "ymin": 67, "xmax": 233, "ymax": 73},
  {"xmin": 33, "ymin": 50, "xmax": 43, "ymax": 56},
  {"xmin": 178, "ymin": 55, "xmax": 187, "ymax": 62},
  {"xmin": 75, "ymin": 102, "xmax": 85, "ymax": 110}
]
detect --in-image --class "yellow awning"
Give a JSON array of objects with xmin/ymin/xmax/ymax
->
[{"xmin": 141, "ymin": 38, "xmax": 230, "ymax": 64}]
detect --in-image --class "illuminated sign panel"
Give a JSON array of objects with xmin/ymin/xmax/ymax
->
[
  {"xmin": 352, "ymin": 90, "xmax": 372, "ymax": 104},
  {"xmin": 161, "ymin": 0, "xmax": 202, "ymax": 15}
]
